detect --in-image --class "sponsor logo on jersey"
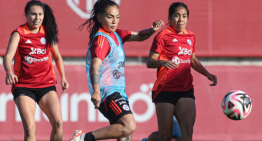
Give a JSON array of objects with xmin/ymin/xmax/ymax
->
[
  {"xmin": 25, "ymin": 39, "xmax": 32, "ymax": 44},
  {"xmin": 172, "ymin": 38, "xmax": 178, "ymax": 42},
  {"xmin": 187, "ymin": 39, "xmax": 192, "ymax": 45},
  {"xmin": 172, "ymin": 56, "xmax": 180, "ymax": 65},
  {"xmin": 122, "ymin": 104, "xmax": 130, "ymax": 111},
  {"xmin": 24, "ymin": 56, "xmax": 49, "ymax": 64},
  {"xmin": 178, "ymin": 47, "xmax": 192, "ymax": 55},
  {"xmin": 172, "ymin": 56, "xmax": 191, "ymax": 65},
  {"xmin": 29, "ymin": 47, "xmax": 46, "ymax": 55},
  {"xmin": 112, "ymin": 70, "xmax": 124, "ymax": 79},
  {"xmin": 118, "ymin": 61, "xmax": 125, "ymax": 68},
  {"xmin": 40, "ymin": 37, "xmax": 46, "ymax": 44}
]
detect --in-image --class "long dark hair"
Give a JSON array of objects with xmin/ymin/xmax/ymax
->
[
  {"xmin": 25, "ymin": 0, "xmax": 59, "ymax": 47},
  {"xmin": 168, "ymin": 2, "xmax": 189, "ymax": 22},
  {"xmin": 79, "ymin": 0, "xmax": 119, "ymax": 44}
]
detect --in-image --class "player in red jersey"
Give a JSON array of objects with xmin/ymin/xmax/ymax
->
[
  {"xmin": 143, "ymin": 2, "xmax": 217, "ymax": 141},
  {"xmin": 69, "ymin": 0, "xmax": 163, "ymax": 141},
  {"xmin": 3, "ymin": 1, "xmax": 69, "ymax": 141},
  {"xmin": 89, "ymin": 28, "xmax": 131, "ymax": 61}
]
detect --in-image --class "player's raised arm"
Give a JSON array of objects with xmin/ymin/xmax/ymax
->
[{"xmin": 127, "ymin": 20, "xmax": 164, "ymax": 42}]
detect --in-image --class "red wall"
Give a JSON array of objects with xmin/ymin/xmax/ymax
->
[
  {"xmin": 1, "ymin": 0, "xmax": 262, "ymax": 57},
  {"xmin": 0, "ymin": 65, "xmax": 261, "ymax": 140}
]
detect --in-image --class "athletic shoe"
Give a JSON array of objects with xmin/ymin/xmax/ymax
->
[
  {"xmin": 141, "ymin": 138, "xmax": 147, "ymax": 141},
  {"xmin": 70, "ymin": 130, "xmax": 86, "ymax": 141}
]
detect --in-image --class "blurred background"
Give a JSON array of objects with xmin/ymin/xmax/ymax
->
[{"xmin": 0, "ymin": 0, "xmax": 262, "ymax": 140}]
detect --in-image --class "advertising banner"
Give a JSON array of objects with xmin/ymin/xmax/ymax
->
[
  {"xmin": 1, "ymin": 0, "xmax": 262, "ymax": 57},
  {"xmin": 0, "ymin": 65, "xmax": 261, "ymax": 140}
]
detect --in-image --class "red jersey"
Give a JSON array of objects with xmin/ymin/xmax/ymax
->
[
  {"xmin": 90, "ymin": 28, "xmax": 131, "ymax": 60},
  {"xmin": 12, "ymin": 24, "xmax": 56, "ymax": 91},
  {"xmin": 151, "ymin": 26, "xmax": 195, "ymax": 95}
]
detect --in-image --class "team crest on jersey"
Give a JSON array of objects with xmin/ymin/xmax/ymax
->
[
  {"xmin": 40, "ymin": 37, "xmax": 46, "ymax": 44},
  {"xmin": 187, "ymin": 39, "xmax": 192, "ymax": 45},
  {"xmin": 122, "ymin": 104, "xmax": 130, "ymax": 111}
]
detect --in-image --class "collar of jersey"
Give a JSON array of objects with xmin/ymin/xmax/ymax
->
[
  {"xmin": 167, "ymin": 25, "xmax": 189, "ymax": 34},
  {"xmin": 23, "ymin": 23, "xmax": 45, "ymax": 34},
  {"xmin": 98, "ymin": 28, "xmax": 112, "ymax": 35}
]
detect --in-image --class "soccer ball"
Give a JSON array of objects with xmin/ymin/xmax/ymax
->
[{"xmin": 222, "ymin": 90, "xmax": 252, "ymax": 120}]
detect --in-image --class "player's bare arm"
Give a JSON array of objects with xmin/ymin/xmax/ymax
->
[
  {"xmin": 50, "ymin": 43, "xmax": 69, "ymax": 92},
  {"xmin": 90, "ymin": 73, "xmax": 99, "ymax": 84},
  {"xmin": 127, "ymin": 20, "xmax": 164, "ymax": 42},
  {"xmin": 191, "ymin": 53, "xmax": 217, "ymax": 86},
  {"xmin": 4, "ymin": 32, "xmax": 20, "ymax": 85},
  {"xmin": 90, "ymin": 58, "xmax": 103, "ymax": 108}
]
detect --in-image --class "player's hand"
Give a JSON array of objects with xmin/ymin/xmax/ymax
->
[
  {"xmin": 91, "ymin": 91, "xmax": 101, "ymax": 109},
  {"xmin": 151, "ymin": 20, "xmax": 164, "ymax": 32},
  {"xmin": 5, "ymin": 71, "xmax": 18, "ymax": 85},
  {"xmin": 160, "ymin": 60, "xmax": 179, "ymax": 69},
  {"xmin": 206, "ymin": 73, "xmax": 217, "ymax": 86},
  {"xmin": 61, "ymin": 78, "xmax": 69, "ymax": 92}
]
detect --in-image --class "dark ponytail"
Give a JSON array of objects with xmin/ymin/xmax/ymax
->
[
  {"xmin": 79, "ymin": 0, "xmax": 119, "ymax": 44},
  {"xmin": 25, "ymin": 0, "xmax": 59, "ymax": 47}
]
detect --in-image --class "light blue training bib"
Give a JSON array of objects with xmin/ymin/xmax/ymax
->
[{"xmin": 86, "ymin": 32, "xmax": 128, "ymax": 103}]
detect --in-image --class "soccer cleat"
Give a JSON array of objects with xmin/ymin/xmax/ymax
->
[
  {"xmin": 70, "ymin": 130, "xmax": 86, "ymax": 141},
  {"xmin": 141, "ymin": 138, "xmax": 147, "ymax": 141}
]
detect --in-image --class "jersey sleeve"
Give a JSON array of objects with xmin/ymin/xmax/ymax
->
[
  {"xmin": 11, "ymin": 27, "xmax": 24, "ymax": 44},
  {"xmin": 150, "ymin": 31, "xmax": 165, "ymax": 54},
  {"xmin": 90, "ymin": 35, "xmax": 111, "ymax": 61},
  {"xmin": 116, "ymin": 29, "xmax": 131, "ymax": 43}
]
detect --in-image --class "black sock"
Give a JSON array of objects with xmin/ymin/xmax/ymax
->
[{"xmin": 84, "ymin": 132, "xmax": 96, "ymax": 141}]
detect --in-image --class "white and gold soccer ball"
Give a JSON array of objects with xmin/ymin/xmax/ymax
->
[{"xmin": 222, "ymin": 90, "xmax": 252, "ymax": 120}]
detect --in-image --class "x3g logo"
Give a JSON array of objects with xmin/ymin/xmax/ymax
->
[{"xmin": 67, "ymin": 0, "xmax": 121, "ymax": 19}]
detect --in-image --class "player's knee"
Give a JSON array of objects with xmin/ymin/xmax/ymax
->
[
  {"xmin": 127, "ymin": 121, "xmax": 137, "ymax": 134},
  {"xmin": 52, "ymin": 119, "xmax": 63, "ymax": 130},
  {"xmin": 24, "ymin": 124, "xmax": 35, "ymax": 137},
  {"xmin": 56, "ymin": 120, "xmax": 63, "ymax": 129},
  {"xmin": 123, "ymin": 121, "xmax": 136, "ymax": 136},
  {"xmin": 182, "ymin": 125, "xmax": 193, "ymax": 136},
  {"xmin": 186, "ymin": 127, "xmax": 193, "ymax": 136}
]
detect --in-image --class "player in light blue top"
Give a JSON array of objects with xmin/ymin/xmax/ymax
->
[
  {"xmin": 86, "ymin": 31, "xmax": 127, "ymax": 103},
  {"xmin": 70, "ymin": 0, "xmax": 164, "ymax": 141}
]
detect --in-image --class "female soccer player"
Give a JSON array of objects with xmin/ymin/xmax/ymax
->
[
  {"xmin": 3, "ymin": 1, "xmax": 69, "ymax": 141},
  {"xmin": 69, "ymin": 0, "xmax": 163, "ymax": 141},
  {"xmin": 143, "ymin": 2, "xmax": 217, "ymax": 141}
]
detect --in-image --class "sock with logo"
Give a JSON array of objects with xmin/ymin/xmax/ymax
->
[{"xmin": 84, "ymin": 132, "xmax": 96, "ymax": 141}]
